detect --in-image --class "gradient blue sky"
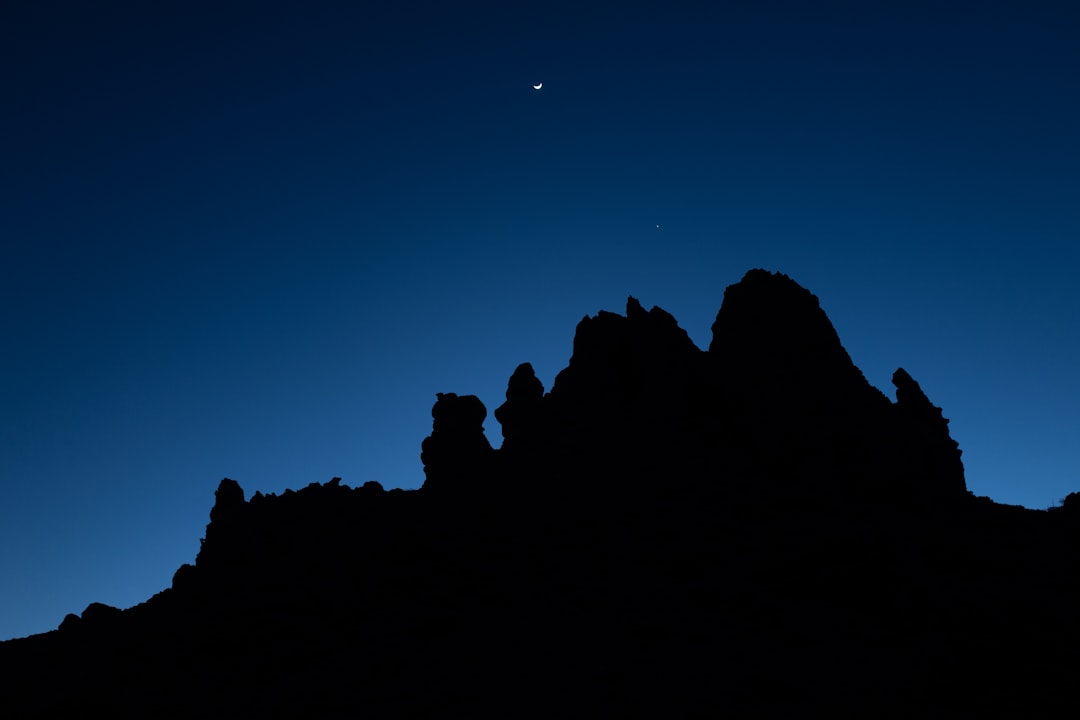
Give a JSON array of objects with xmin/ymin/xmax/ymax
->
[{"xmin": 3, "ymin": 1, "xmax": 1078, "ymax": 640}]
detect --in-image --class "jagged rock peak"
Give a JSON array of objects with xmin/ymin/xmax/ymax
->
[
  {"xmin": 709, "ymin": 269, "xmax": 843, "ymax": 356},
  {"xmin": 550, "ymin": 296, "xmax": 699, "ymax": 401},
  {"xmin": 891, "ymin": 367, "xmax": 967, "ymax": 497},
  {"xmin": 494, "ymin": 363, "xmax": 546, "ymax": 450},
  {"xmin": 209, "ymin": 478, "xmax": 245, "ymax": 521},
  {"xmin": 625, "ymin": 295, "xmax": 692, "ymax": 341},
  {"xmin": 708, "ymin": 269, "xmax": 879, "ymax": 407},
  {"xmin": 198, "ymin": 479, "xmax": 249, "ymax": 572},
  {"xmin": 893, "ymin": 368, "xmax": 938, "ymax": 412},
  {"xmin": 422, "ymin": 273, "xmax": 964, "ymax": 504}
]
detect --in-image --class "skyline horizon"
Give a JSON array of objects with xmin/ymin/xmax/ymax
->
[{"xmin": 4, "ymin": 0, "xmax": 1078, "ymax": 642}]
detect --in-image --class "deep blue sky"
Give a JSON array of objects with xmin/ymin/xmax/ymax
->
[{"xmin": 3, "ymin": 1, "xmax": 1078, "ymax": 640}]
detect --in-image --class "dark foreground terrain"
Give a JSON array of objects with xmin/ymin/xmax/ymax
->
[{"xmin": 4, "ymin": 269, "xmax": 1080, "ymax": 716}]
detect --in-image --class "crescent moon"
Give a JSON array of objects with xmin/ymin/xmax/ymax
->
[{"xmin": 533, "ymin": 82, "xmax": 543, "ymax": 90}]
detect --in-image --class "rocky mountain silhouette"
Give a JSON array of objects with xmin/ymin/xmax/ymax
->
[{"xmin": 3, "ymin": 269, "xmax": 1080, "ymax": 716}]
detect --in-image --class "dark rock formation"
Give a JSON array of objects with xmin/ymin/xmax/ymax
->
[
  {"xmin": 891, "ymin": 366, "xmax": 967, "ymax": 500},
  {"xmin": 420, "ymin": 392, "xmax": 494, "ymax": 493},
  {"xmin": 709, "ymin": 269, "xmax": 879, "ymax": 405},
  {"xmin": 493, "ymin": 362, "xmax": 546, "ymax": 454},
  {"xmin": 548, "ymin": 295, "xmax": 703, "ymax": 428},
  {"xmin": 210, "ymin": 477, "xmax": 245, "ymax": 518},
  {"xmin": 2, "ymin": 268, "xmax": 1078, "ymax": 717}
]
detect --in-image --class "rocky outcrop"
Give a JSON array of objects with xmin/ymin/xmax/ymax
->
[
  {"xmin": 546, "ymin": 295, "xmax": 703, "ymax": 428},
  {"xmin": 493, "ymin": 362, "xmax": 547, "ymax": 457},
  {"xmin": 708, "ymin": 270, "xmax": 878, "ymax": 405},
  {"xmin": 420, "ymin": 392, "xmax": 494, "ymax": 494},
  {"xmin": 56, "ymin": 602, "xmax": 122, "ymax": 634},
  {"xmin": 415, "ymin": 270, "xmax": 968, "ymax": 508},
  {"xmin": 490, "ymin": 296, "xmax": 713, "ymax": 495},
  {"xmin": 890, "ymin": 367, "xmax": 968, "ymax": 502},
  {"xmin": 5, "ymin": 268, "xmax": 1074, "ymax": 718}
]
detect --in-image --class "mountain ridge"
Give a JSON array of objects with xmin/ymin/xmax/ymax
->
[{"xmin": 3, "ymin": 268, "xmax": 1078, "ymax": 715}]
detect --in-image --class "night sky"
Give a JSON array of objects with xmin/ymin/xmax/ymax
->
[{"xmin": 3, "ymin": 1, "xmax": 1078, "ymax": 640}]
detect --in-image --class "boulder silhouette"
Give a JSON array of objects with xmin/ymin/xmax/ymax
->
[{"xmin": 420, "ymin": 391, "xmax": 494, "ymax": 494}]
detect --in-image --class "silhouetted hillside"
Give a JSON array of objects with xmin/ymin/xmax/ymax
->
[{"xmin": 3, "ymin": 269, "xmax": 1080, "ymax": 716}]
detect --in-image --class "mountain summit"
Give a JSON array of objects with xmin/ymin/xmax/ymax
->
[{"xmin": 2, "ymin": 269, "xmax": 1077, "ymax": 716}]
